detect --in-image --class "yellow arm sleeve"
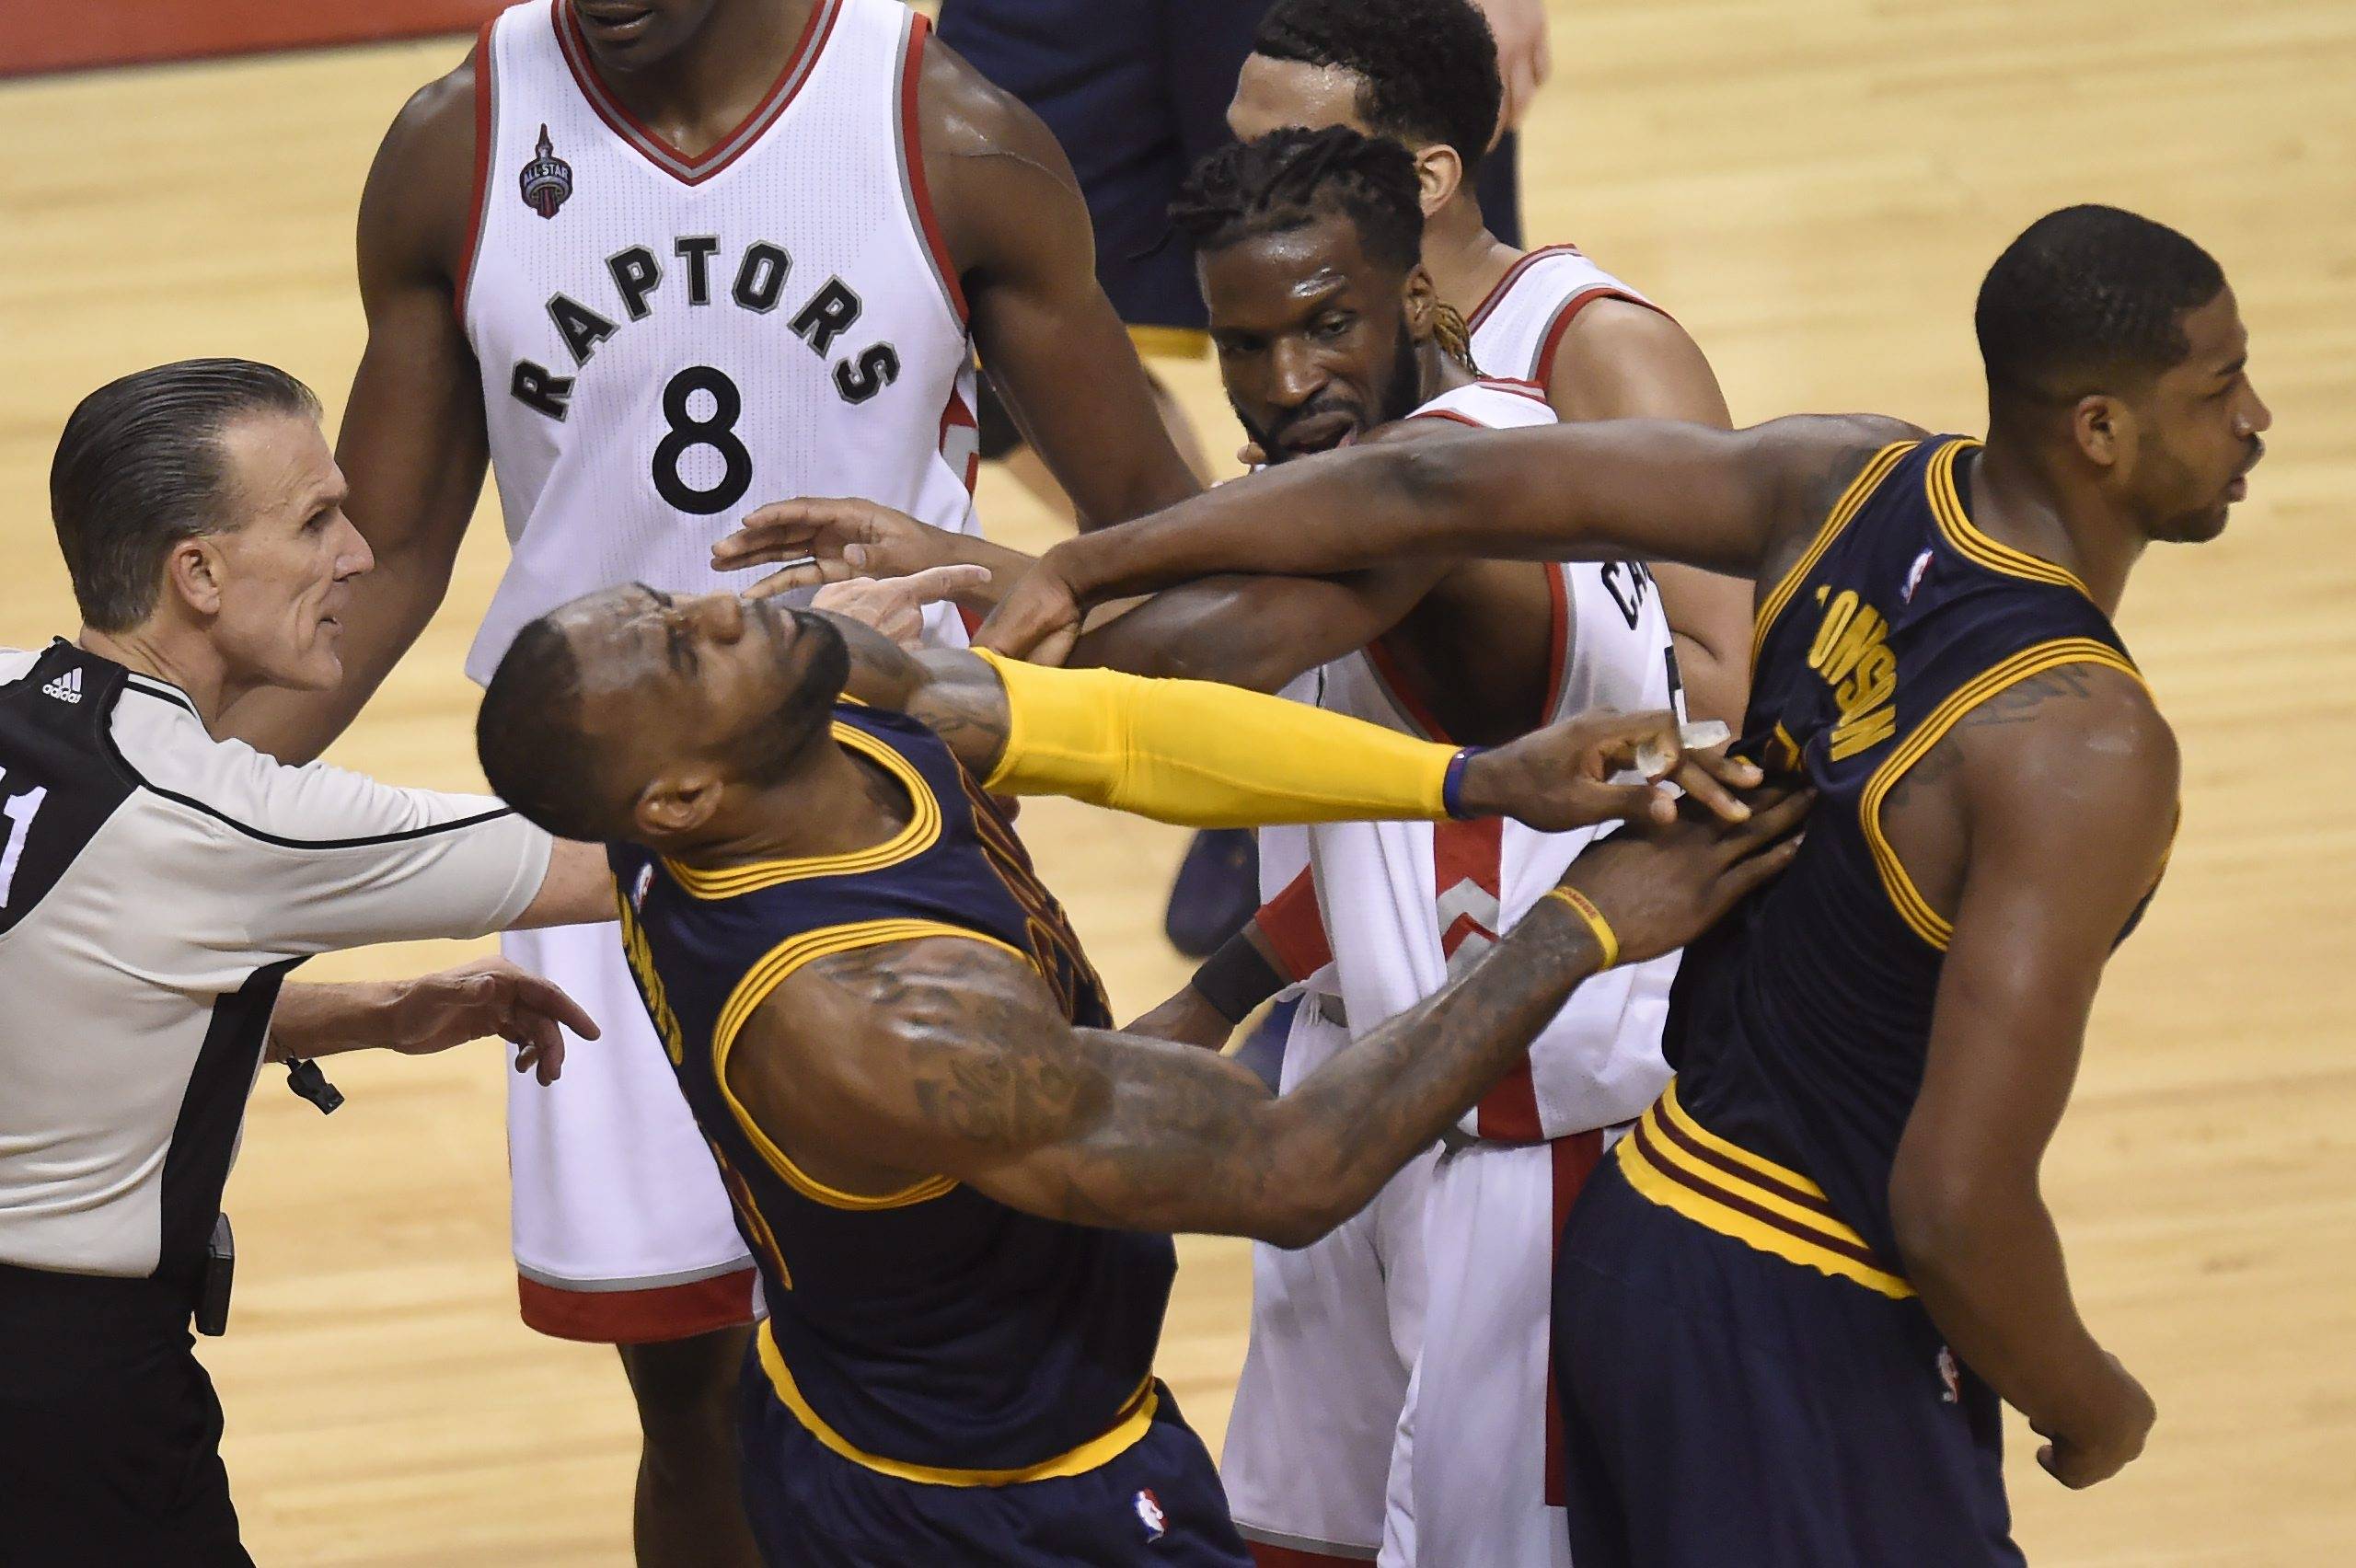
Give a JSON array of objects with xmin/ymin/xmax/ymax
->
[{"xmin": 971, "ymin": 649, "xmax": 1455, "ymax": 827}]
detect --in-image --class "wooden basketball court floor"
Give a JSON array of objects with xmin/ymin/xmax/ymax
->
[{"xmin": 2, "ymin": 2, "xmax": 2351, "ymax": 1560}]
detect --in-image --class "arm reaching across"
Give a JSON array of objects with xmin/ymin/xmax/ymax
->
[
  {"xmin": 732, "ymin": 785, "xmax": 1809, "ymax": 1246},
  {"xmin": 1887, "ymin": 662, "xmax": 2177, "ymax": 1490},
  {"xmin": 976, "ymin": 413, "xmax": 1924, "ymax": 663},
  {"xmin": 823, "ymin": 608, "xmax": 1761, "ymax": 833},
  {"xmin": 267, "ymin": 957, "xmax": 600, "ymax": 1086}
]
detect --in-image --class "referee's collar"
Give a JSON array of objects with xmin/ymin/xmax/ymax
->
[{"xmin": 48, "ymin": 637, "xmax": 202, "ymax": 720}]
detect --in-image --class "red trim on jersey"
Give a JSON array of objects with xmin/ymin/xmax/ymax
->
[
  {"xmin": 1478, "ymin": 375, "xmax": 1554, "ymax": 405},
  {"xmin": 517, "ymin": 1266, "xmax": 756, "ymax": 1343},
  {"xmin": 1248, "ymin": 1543, "xmax": 1368, "ymax": 1568},
  {"xmin": 1544, "ymin": 1131, "xmax": 1605, "ymax": 1505},
  {"xmin": 451, "ymin": 17, "xmax": 497, "ymax": 328},
  {"xmin": 1253, "ymin": 868, "xmax": 1334, "ymax": 982},
  {"xmin": 1531, "ymin": 287, "xmax": 1669, "ymax": 389},
  {"xmin": 1466, "ymin": 243, "xmax": 1587, "ymax": 331},
  {"xmin": 940, "ymin": 381, "xmax": 979, "ymax": 493},
  {"xmin": 1541, "ymin": 562, "xmax": 1572, "ymax": 722},
  {"xmin": 552, "ymin": 0, "xmax": 838, "ymax": 187},
  {"xmin": 1405, "ymin": 408, "xmax": 1484, "ymax": 429},
  {"xmin": 899, "ymin": 13, "xmax": 970, "ymax": 324},
  {"xmin": 1363, "ymin": 636, "xmax": 1452, "ymax": 742}
]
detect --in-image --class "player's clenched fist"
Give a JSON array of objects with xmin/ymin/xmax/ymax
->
[
  {"xmin": 1554, "ymin": 784, "xmax": 1812, "ymax": 967},
  {"xmin": 1453, "ymin": 710, "xmax": 1761, "ymax": 833}
]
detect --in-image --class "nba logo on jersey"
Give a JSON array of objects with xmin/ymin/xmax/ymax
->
[
  {"xmin": 629, "ymin": 862, "xmax": 654, "ymax": 914},
  {"xmin": 1902, "ymin": 547, "xmax": 1935, "ymax": 605},
  {"xmin": 518, "ymin": 124, "xmax": 572, "ymax": 219},
  {"xmin": 1936, "ymin": 1344, "xmax": 1962, "ymax": 1404},
  {"xmin": 1132, "ymin": 1488, "xmax": 1167, "ymax": 1541}
]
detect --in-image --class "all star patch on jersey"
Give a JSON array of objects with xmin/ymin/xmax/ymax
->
[{"xmin": 519, "ymin": 123, "xmax": 572, "ymax": 218}]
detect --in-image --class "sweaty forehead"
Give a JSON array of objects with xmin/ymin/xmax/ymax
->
[
  {"xmin": 1202, "ymin": 215, "xmax": 1384, "ymax": 329},
  {"xmin": 553, "ymin": 586, "xmax": 667, "ymax": 699},
  {"xmin": 1230, "ymin": 54, "xmax": 1370, "ymax": 140},
  {"xmin": 215, "ymin": 410, "xmax": 336, "ymax": 522}
]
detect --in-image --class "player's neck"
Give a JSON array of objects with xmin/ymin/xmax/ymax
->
[
  {"xmin": 583, "ymin": 0, "xmax": 817, "ymax": 160},
  {"xmin": 1423, "ymin": 200, "xmax": 1521, "ymax": 321},
  {"xmin": 674, "ymin": 735, "xmax": 911, "ymax": 869},
  {"xmin": 1417, "ymin": 338, "xmax": 1478, "ymax": 404},
  {"xmin": 1972, "ymin": 436, "xmax": 2146, "ymax": 617},
  {"xmin": 77, "ymin": 622, "xmax": 232, "ymax": 732}
]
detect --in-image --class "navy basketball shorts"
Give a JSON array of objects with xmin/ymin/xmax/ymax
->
[
  {"xmin": 737, "ymin": 1373, "xmax": 1253, "ymax": 1566},
  {"xmin": 1552, "ymin": 1158, "xmax": 2027, "ymax": 1568}
]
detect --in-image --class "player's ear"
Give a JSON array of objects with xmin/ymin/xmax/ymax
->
[
  {"xmin": 165, "ymin": 536, "xmax": 226, "ymax": 618},
  {"xmin": 1403, "ymin": 266, "xmax": 1440, "ymax": 341},
  {"xmin": 2071, "ymin": 393, "xmax": 2129, "ymax": 472},
  {"xmin": 1414, "ymin": 143, "xmax": 1463, "ymax": 215},
  {"xmin": 634, "ymin": 769, "xmax": 722, "ymax": 838}
]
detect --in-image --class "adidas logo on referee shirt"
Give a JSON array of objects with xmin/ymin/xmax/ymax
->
[{"xmin": 40, "ymin": 668, "xmax": 82, "ymax": 705}]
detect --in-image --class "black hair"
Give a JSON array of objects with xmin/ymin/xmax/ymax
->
[
  {"xmin": 1254, "ymin": 0, "xmax": 1504, "ymax": 176},
  {"xmin": 1976, "ymin": 205, "xmax": 2227, "ymax": 405},
  {"xmin": 1173, "ymin": 125, "xmax": 1426, "ymax": 277},
  {"xmin": 49, "ymin": 357, "xmax": 321, "ymax": 632},
  {"xmin": 477, "ymin": 616, "xmax": 616, "ymax": 843}
]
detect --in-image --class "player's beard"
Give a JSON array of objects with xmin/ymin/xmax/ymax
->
[
  {"xmin": 735, "ymin": 608, "xmax": 852, "ymax": 790},
  {"xmin": 1234, "ymin": 320, "xmax": 1425, "ymax": 464}
]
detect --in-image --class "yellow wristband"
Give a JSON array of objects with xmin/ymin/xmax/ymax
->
[{"xmin": 1543, "ymin": 886, "xmax": 1620, "ymax": 971}]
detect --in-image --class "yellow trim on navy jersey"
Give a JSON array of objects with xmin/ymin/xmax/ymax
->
[
  {"xmin": 1617, "ymin": 1082, "xmax": 1915, "ymax": 1299},
  {"xmin": 664, "ymin": 723, "xmax": 941, "ymax": 898},
  {"xmin": 1750, "ymin": 441, "xmax": 1918, "ymax": 673},
  {"xmin": 711, "ymin": 917, "xmax": 1032, "ymax": 1210},
  {"xmin": 756, "ymin": 1321, "xmax": 1160, "ymax": 1484},
  {"xmin": 1926, "ymin": 440, "xmax": 2094, "ymax": 597},
  {"xmin": 1861, "ymin": 638, "xmax": 2148, "ymax": 950}
]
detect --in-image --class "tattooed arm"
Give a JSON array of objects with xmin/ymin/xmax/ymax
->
[
  {"xmin": 976, "ymin": 413, "xmax": 1927, "ymax": 663},
  {"xmin": 1885, "ymin": 663, "xmax": 2177, "ymax": 1491},
  {"xmin": 724, "ymin": 788, "xmax": 1807, "ymax": 1247}
]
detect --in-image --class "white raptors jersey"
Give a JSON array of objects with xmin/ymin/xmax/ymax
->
[
  {"xmin": 1308, "ymin": 380, "xmax": 1680, "ymax": 1141},
  {"xmin": 460, "ymin": 0, "xmax": 980, "ymax": 681},
  {"xmin": 1466, "ymin": 244, "xmax": 1657, "ymax": 387}
]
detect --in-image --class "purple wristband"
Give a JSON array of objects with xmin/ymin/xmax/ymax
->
[{"xmin": 1442, "ymin": 745, "xmax": 1487, "ymax": 820}]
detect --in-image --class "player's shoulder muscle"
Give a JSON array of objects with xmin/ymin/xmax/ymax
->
[
  {"xmin": 1544, "ymin": 297, "xmax": 1730, "ymax": 426},
  {"xmin": 1747, "ymin": 411, "xmax": 1934, "ymax": 581},
  {"xmin": 910, "ymin": 31, "xmax": 1087, "ymax": 280},
  {"xmin": 359, "ymin": 49, "xmax": 479, "ymax": 290},
  {"xmin": 1958, "ymin": 660, "xmax": 2179, "ymax": 885}
]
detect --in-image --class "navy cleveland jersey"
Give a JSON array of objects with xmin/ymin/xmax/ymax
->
[
  {"xmin": 1642, "ymin": 435, "xmax": 2161, "ymax": 1282},
  {"xmin": 609, "ymin": 702, "xmax": 1179, "ymax": 1478}
]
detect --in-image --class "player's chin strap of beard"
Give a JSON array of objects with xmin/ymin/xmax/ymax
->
[{"xmin": 1432, "ymin": 302, "xmax": 1482, "ymax": 376}]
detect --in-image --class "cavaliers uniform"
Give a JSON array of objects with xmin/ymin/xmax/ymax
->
[
  {"xmin": 608, "ymin": 703, "xmax": 1249, "ymax": 1566},
  {"xmin": 1553, "ymin": 436, "xmax": 2159, "ymax": 1566},
  {"xmin": 460, "ymin": 0, "xmax": 985, "ymax": 1341},
  {"xmin": 1221, "ymin": 381, "xmax": 1681, "ymax": 1567}
]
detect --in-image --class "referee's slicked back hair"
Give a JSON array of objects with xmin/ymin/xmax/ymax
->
[
  {"xmin": 1254, "ymin": 0, "xmax": 1504, "ymax": 175},
  {"xmin": 1976, "ymin": 205, "xmax": 2226, "ymax": 408},
  {"xmin": 478, "ymin": 617, "xmax": 618, "ymax": 844},
  {"xmin": 50, "ymin": 358, "xmax": 321, "ymax": 633},
  {"xmin": 1175, "ymin": 126, "xmax": 1426, "ymax": 278}
]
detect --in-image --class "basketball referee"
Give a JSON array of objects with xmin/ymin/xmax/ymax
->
[{"xmin": 0, "ymin": 360, "xmax": 617, "ymax": 1566}]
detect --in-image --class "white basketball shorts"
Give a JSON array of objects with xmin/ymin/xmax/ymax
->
[{"xmin": 502, "ymin": 922, "xmax": 758, "ymax": 1342}]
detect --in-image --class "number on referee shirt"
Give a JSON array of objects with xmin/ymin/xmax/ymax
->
[{"xmin": 0, "ymin": 767, "xmax": 50, "ymax": 907}]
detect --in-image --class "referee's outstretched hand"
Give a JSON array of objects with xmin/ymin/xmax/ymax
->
[{"xmin": 382, "ymin": 958, "xmax": 600, "ymax": 1085}]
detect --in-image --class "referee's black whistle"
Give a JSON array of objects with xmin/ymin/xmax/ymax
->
[{"xmin": 284, "ymin": 1056, "xmax": 344, "ymax": 1114}]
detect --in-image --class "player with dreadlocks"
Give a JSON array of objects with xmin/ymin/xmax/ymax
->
[
  {"xmin": 1232, "ymin": 0, "xmax": 1751, "ymax": 735},
  {"xmin": 715, "ymin": 121, "xmax": 1703, "ymax": 1568}
]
